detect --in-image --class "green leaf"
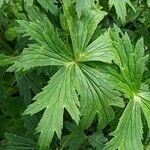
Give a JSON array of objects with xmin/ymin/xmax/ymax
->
[
  {"xmin": 103, "ymin": 26, "xmax": 149, "ymax": 150},
  {"xmin": 0, "ymin": 0, "xmax": 4, "ymax": 8},
  {"xmin": 104, "ymin": 91, "xmax": 150, "ymax": 150},
  {"xmin": 109, "ymin": 26, "xmax": 149, "ymax": 95},
  {"xmin": 23, "ymin": 66, "xmax": 80, "ymax": 149},
  {"xmin": 15, "ymin": 73, "xmax": 32, "ymax": 106},
  {"xmin": 88, "ymin": 130, "xmax": 107, "ymax": 149},
  {"xmin": 63, "ymin": 0, "xmax": 107, "ymax": 59},
  {"xmin": 0, "ymin": 54, "xmax": 18, "ymax": 66},
  {"xmin": 7, "ymin": 17, "xmax": 73, "ymax": 72},
  {"xmin": 147, "ymin": 0, "xmax": 150, "ymax": 7},
  {"xmin": 37, "ymin": 0, "xmax": 58, "ymax": 15},
  {"xmin": 24, "ymin": 0, "xmax": 34, "ymax": 6},
  {"xmin": 79, "ymin": 31, "xmax": 115, "ymax": 63},
  {"xmin": 109, "ymin": 0, "xmax": 135, "ymax": 22},
  {"xmin": 7, "ymin": 44, "xmax": 69, "ymax": 72},
  {"xmin": 3, "ymin": 133, "xmax": 38, "ymax": 150},
  {"xmin": 75, "ymin": 64, "xmax": 124, "ymax": 129},
  {"xmin": 104, "ymin": 100, "xmax": 143, "ymax": 150},
  {"xmin": 25, "ymin": 6, "xmax": 45, "ymax": 22},
  {"xmin": 137, "ymin": 92, "xmax": 150, "ymax": 128},
  {"xmin": 61, "ymin": 123, "xmax": 86, "ymax": 150},
  {"xmin": 76, "ymin": 0, "xmax": 93, "ymax": 18}
]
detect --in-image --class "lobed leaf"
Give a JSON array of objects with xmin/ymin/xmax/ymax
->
[
  {"xmin": 109, "ymin": 26, "xmax": 149, "ymax": 95},
  {"xmin": 23, "ymin": 66, "xmax": 80, "ymax": 149}
]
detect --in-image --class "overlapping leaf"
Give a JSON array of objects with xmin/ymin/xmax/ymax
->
[
  {"xmin": 7, "ymin": 1, "xmax": 133, "ymax": 149},
  {"xmin": 107, "ymin": 26, "xmax": 148, "ymax": 95},
  {"xmin": 104, "ymin": 91, "xmax": 150, "ymax": 150},
  {"xmin": 103, "ymin": 26, "xmax": 149, "ymax": 150}
]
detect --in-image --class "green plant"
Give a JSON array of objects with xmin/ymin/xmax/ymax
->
[{"xmin": 0, "ymin": 0, "xmax": 150, "ymax": 150}]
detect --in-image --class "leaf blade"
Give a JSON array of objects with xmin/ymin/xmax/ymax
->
[{"xmin": 23, "ymin": 66, "xmax": 80, "ymax": 149}]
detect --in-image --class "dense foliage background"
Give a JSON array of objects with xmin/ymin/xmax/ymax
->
[{"xmin": 0, "ymin": 0, "xmax": 150, "ymax": 150}]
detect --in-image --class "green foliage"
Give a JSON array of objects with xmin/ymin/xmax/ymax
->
[
  {"xmin": 3, "ymin": 133, "xmax": 38, "ymax": 150},
  {"xmin": 109, "ymin": 0, "xmax": 135, "ymax": 22},
  {"xmin": 0, "ymin": 0, "xmax": 150, "ymax": 150}
]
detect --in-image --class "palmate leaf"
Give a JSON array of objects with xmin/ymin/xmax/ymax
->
[
  {"xmin": 24, "ymin": 66, "xmax": 80, "ymax": 149},
  {"xmin": 7, "ymin": 44, "xmax": 69, "ymax": 72},
  {"xmin": 103, "ymin": 26, "xmax": 150, "ymax": 150},
  {"xmin": 109, "ymin": 0, "xmax": 135, "ymax": 22},
  {"xmin": 104, "ymin": 92, "xmax": 150, "ymax": 150},
  {"xmin": 8, "ymin": 2, "xmax": 125, "ymax": 149},
  {"xmin": 109, "ymin": 25, "xmax": 149, "ymax": 95}
]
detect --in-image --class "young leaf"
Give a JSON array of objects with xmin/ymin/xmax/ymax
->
[{"xmin": 23, "ymin": 66, "xmax": 80, "ymax": 149}]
